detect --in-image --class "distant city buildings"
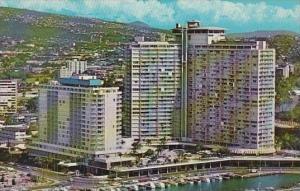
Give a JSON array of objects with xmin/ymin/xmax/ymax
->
[
  {"xmin": 29, "ymin": 75, "xmax": 122, "ymax": 159},
  {"xmin": 0, "ymin": 80, "xmax": 18, "ymax": 115},
  {"xmin": 123, "ymin": 38, "xmax": 182, "ymax": 141},
  {"xmin": 59, "ymin": 59, "xmax": 87, "ymax": 78}
]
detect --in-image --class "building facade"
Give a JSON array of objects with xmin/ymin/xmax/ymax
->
[
  {"xmin": 0, "ymin": 124, "xmax": 30, "ymax": 142},
  {"xmin": 123, "ymin": 40, "xmax": 182, "ymax": 142},
  {"xmin": 0, "ymin": 80, "xmax": 17, "ymax": 115},
  {"xmin": 59, "ymin": 59, "xmax": 87, "ymax": 78},
  {"xmin": 29, "ymin": 76, "xmax": 122, "ymax": 159},
  {"xmin": 173, "ymin": 21, "xmax": 276, "ymax": 153}
]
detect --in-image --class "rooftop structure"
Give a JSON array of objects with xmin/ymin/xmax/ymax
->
[
  {"xmin": 59, "ymin": 75, "xmax": 104, "ymax": 87},
  {"xmin": 172, "ymin": 20, "xmax": 226, "ymax": 45}
]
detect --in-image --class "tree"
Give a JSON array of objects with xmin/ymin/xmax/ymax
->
[
  {"xmin": 103, "ymin": 73, "xmax": 116, "ymax": 87},
  {"xmin": 278, "ymin": 133, "xmax": 300, "ymax": 150},
  {"xmin": 144, "ymin": 149, "xmax": 154, "ymax": 157},
  {"xmin": 26, "ymin": 97, "xmax": 38, "ymax": 113},
  {"xmin": 131, "ymin": 141, "xmax": 141, "ymax": 154},
  {"xmin": 195, "ymin": 143, "xmax": 204, "ymax": 152},
  {"xmin": 157, "ymin": 137, "xmax": 167, "ymax": 155},
  {"xmin": 118, "ymin": 152, "xmax": 122, "ymax": 158},
  {"xmin": 159, "ymin": 137, "xmax": 167, "ymax": 147},
  {"xmin": 146, "ymin": 139, "xmax": 152, "ymax": 146},
  {"xmin": 218, "ymin": 147, "xmax": 230, "ymax": 155},
  {"xmin": 4, "ymin": 115, "xmax": 13, "ymax": 125},
  {"xmin": 177, "ymin": 150, "xmax": 184, "ymax": 162},
  {"xmin": 269, "ymin": 34, "xmax": 296, "ymax": 59}
]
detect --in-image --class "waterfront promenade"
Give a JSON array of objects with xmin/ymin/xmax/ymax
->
[{"xmin": 103, "ymin": 156, "xmax": 300, "ymax": 178}]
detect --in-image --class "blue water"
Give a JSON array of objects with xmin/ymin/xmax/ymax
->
[{"xmin": 165, "ymin": 174, "xmax": 300, "ymax": 191}]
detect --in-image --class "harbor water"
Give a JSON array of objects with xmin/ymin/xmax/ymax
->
[{"xmin": 164, "ymin": 174, "xmax": 300, "ymax": 191}]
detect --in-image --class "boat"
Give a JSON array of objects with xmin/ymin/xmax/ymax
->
[
  {"xmin": 123, "ymin": 184, "xmax": 139, "ymax": 191},
  {"xmin": 155, "ymin": 182, "xmax": 165, "ymax": 189},
  {"xmin": 170, "ymin": 181, "xmax": 178, "ymax": 186},
  {"xmin": 216, "ymin": 176, "xmax": 223, "ymax": 181},
  {"xmin": 265, "ymin": 187, "xmax": 275, "ymax": 191},
  {"xmin": 203, "ymin": 177, "xmax": 210, "ymax": 183},
  {"xmin": 223, "ymin": 176, "xmax": 231, "ymax": 180},
  {"xmin": 146, "ymin": 182, "xmax": 156, "ymax": 190},
  {"xmin": 138, "ymin": 183, "xmax": 146, "ymax": 190},
  {"xmin": 178, "ymin": 179, "xmax": 185, "ymax": 186},
  {"xmin": 133, "ymin": 185, "xmax": 139, "ymax": 191}
]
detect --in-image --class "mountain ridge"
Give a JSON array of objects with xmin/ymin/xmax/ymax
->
[{"xmin": 228, "ymin": 30, "xmax": 300, "ymax": 38}]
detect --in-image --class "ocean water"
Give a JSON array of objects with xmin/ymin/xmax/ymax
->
[{"xmin": 164, "ymin": 174, "xmax": 300, "ymax": 191}]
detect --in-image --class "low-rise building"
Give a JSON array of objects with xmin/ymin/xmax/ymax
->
[{"xmin": 0, "ymin": 124, "xmax": 30, "ymax": 142}]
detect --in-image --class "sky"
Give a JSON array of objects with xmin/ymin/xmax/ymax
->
[{"xmin": 0, "ymin": 0, "xmax": 299, "ymax": 33}]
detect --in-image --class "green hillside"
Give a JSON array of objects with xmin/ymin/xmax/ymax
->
[{"xmin": 0, "ymin": 7, "xmax": 164, "ymax": 80}]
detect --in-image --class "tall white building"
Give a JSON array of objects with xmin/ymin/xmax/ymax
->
[
  {"xmin": 0, "ymin": 80, "xmax": 17, "ymax": 115},
  {"xmin": 173, "ymin": 21, "xmax": 276, "ymax": 154},
  {"xmin": 59, "ymin": 59, "xmax": 87, "ymax": 78},
  {"xmin": 29, "ymin": 76, "xmax": 122, "ymax": 159},
  {"xmin": 123, "ymin": 39, "xmax": 182, "ymax": 141}
]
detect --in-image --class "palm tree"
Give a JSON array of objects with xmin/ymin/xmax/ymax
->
[
  {"xmin": 275, "ymin": 137, "xmax": 282, "ymax": 151},
  {"xmin": 131, "ymin": 141, "xmax": 141, "ymax": 154},
  {"xmin": 159, "ymin": 137, "xmax": 167, "ymax": 147},
  {"xmin": 118, "ymin": 152, "xmax": 123, "ymax": 158},
  {"xmin": 145, "ymin": 149, "xmax": 154, "ymax": 157},
  {"xmin": 195, "ymin": 143, "xmax": 204, "ymax": 152},
  {"xmin": 156, "ymin": 137, "xmax": 166, "ymax": 156},
  {"xmin": 146, "ymin": 139, "xmax": 152, "ymax": 146}
]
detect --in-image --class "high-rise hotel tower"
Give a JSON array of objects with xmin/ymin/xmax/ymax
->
[
  {"xmin": 123, "ymin": 38, "xmax": 182, "ymax": 142},
  {"xmin": 173, "ymin": 21, "xmax": 276, "ymax": 154},
  {"xmin": 30, "ymin": 76, "xmax": 122, "ymax": 159}
]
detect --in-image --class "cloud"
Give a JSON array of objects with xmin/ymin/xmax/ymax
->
[
  {"xmin": 0, "ymin": 0, "xmax": 298, "ymax": 32},
  {"xmin": 0, "ymin": 0, "xmax": 175, "ymax": 23},
  {"xmin": 176, "ymin": 0, "xmax": 300, "ymax": 23}
]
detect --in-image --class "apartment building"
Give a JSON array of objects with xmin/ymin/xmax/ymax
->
[
  {"xmin": 0, "ymin": 80, "xmax": 17, "ymax": 115},
  {"xmin": 123, "ymin": 39, "xmax": 182, "ymax": 142},
  {"xmin": 29, "ymin": 75, "xmax": 122, "ymax": 159},
  {"xmin": 173, "ymin": 21, "xmax": 276, "ymax": 153},
  {"xmin": 59, "ymin": 59, "xmax": 87, "ymax": 78}
]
